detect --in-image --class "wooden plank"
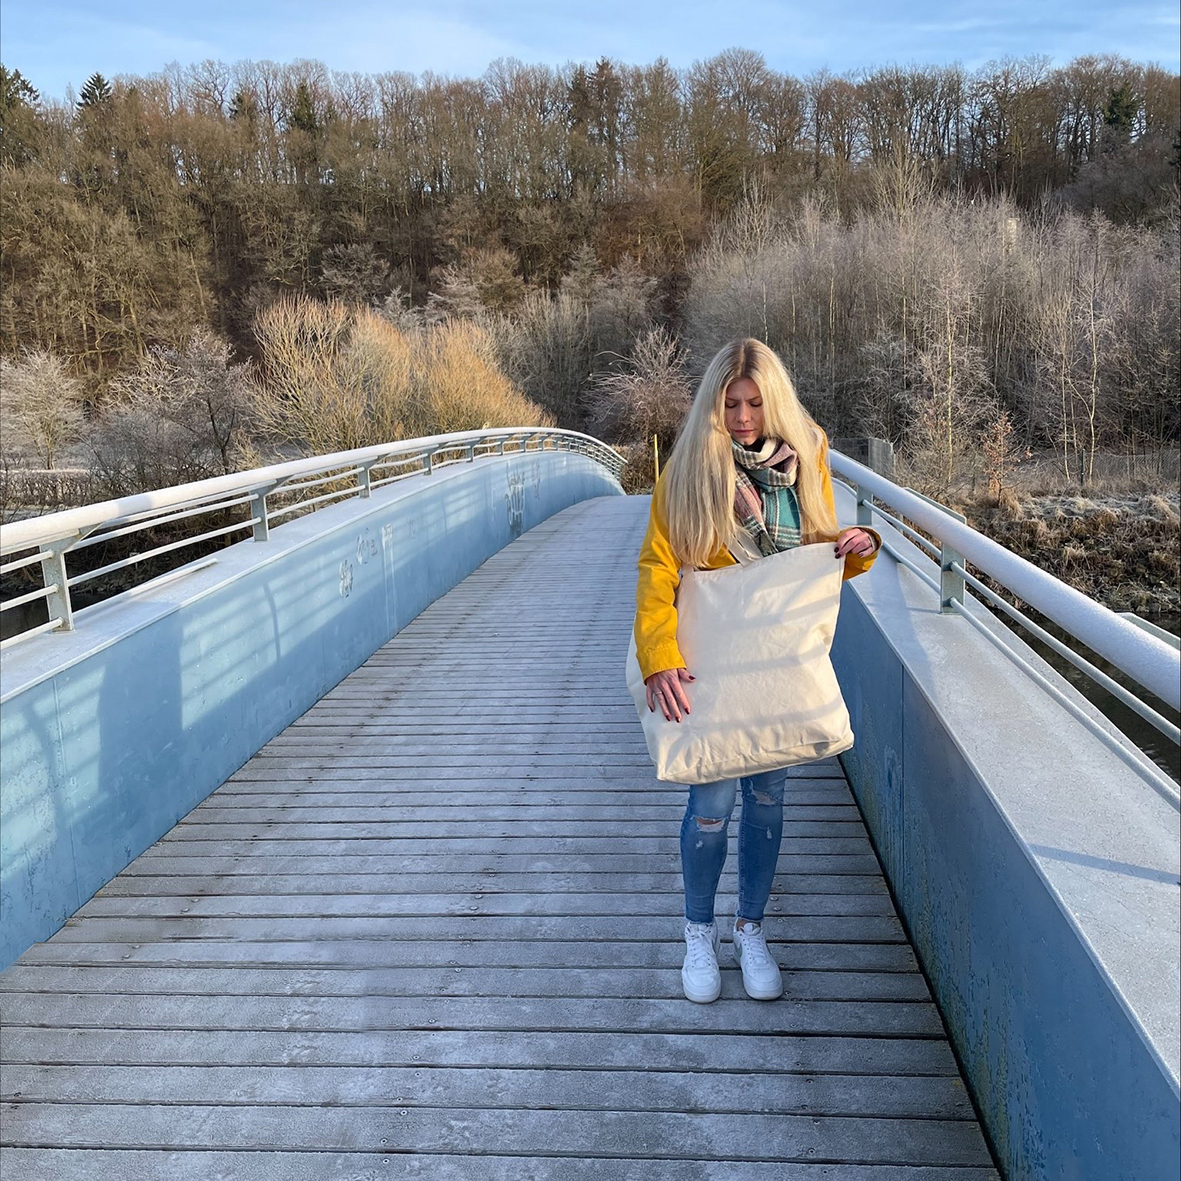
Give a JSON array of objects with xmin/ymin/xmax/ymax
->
[
  {"xmin": 73, "ymin": 891, "xmax": 897, "ymax": 919},
  {"xmin": 225, "ymin": 765, "xmax": 847, "ymax": 781},
  {"xmin": 96, "ymin": 872, "xmax": 889, "ymax": 896},
  {"xmin": 0, "ymin": 1150, "xmax": 999, "ymax": 1181},
  {"xmin": 16, "ymin": 938, "xmax": 920, "ymax": 973},
  {"xmin": 0, "ymin": 1105, "xmax": 993, "ymax": 1164},
  {"xmin": 181, "ymin": 805, "xmax": 864, "ymax": 824},
  {"xmin": 153, "ymin": 836, "xmax": 878, "ymax": 857},
  {"xmin": 223, "ymin": 768, "xmax": 847, "ymax": 783},
  {"xmin": 0, "ymin": 1064, "xmax": 968, "ymax": 1118},
  {"xmin": 0, "ymin": 964, "xmax": 931, "ymax": 1002},
  {"xmin": 121, "ymin": 852, "xmax": 885, "ymax": 875},
  {"xmin": 165, "ymin": 822, "xmax": 878, "ymax": 845},
  {"xmin": 206, "ymin": 787, "xmax": 859, "ymax": 805},
  {"xmin": 0, "ymin": 993, "xmax": 945, "ymax": 1037},
  {"xmin": 0, "ymin": 1026, "xmax": 957, "ymax": 1074},
  {"xmin": 46, "ymin": 915, "xmax": 907, "ymax": 943}
]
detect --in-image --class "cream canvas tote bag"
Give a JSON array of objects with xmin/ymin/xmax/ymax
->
[{"xmin": 626, "ymin": 542, "xmax": 853, "ymax": 784}]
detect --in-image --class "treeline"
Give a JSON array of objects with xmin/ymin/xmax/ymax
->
[
  {"xmin": 0, "ymin": 51, "xmax": 1178, "ymax": 505},
  {"xmin": 1, "ymin": 52, "xmax": 1177, "ymax": 375}
]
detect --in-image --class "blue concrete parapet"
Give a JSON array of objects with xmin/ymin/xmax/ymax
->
[
  {"xmin": 830, "ymin": 486, "xmax": 1181, "ymax": 1180},
  {"xmin": 0, "ymin": 452, "xmax": 622, "ymax": 970}
]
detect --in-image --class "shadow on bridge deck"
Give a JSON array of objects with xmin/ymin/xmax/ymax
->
[{"xmin": 0, "ymin": 497, "xmax": 997, "ymax": 1178}]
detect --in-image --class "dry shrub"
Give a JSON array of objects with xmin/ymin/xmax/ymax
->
[
  {"xmin": 419, "ymin": 319, "xmax": 551, "ymax": 433},
  {"xmin": 1020, "ymin": 518, "xmax": 1051, "ymax": 546},
  {"xmin": 85, "ymin": 330, "xmax": 254, "ymax": 496},
  {"xmin": 251, "ymin": 298, "xmax": 390, "ymax": 453},
  {"xmin": 977, "ymin": 486, "xmax": 1026, "ymax": 520},
  {"xmin": 587, "ymin": 327, "xmax": 694, "ymax": 457},
  {"xmin": 1147, "ymin": 495, "xmax": 1179, "ymax": 523},
  {"xmin": 0, "ymin": 348, "xmax": 86, "ymax": 470},
  {"xmin": 250, "ymin": 297, "xmax": 547, "ymax": 455},
  {"xmin": 612, "ymin": 441, "xmax": 657, "ymax": 495},
  {"xmin": 321, "ymin": 243, "xmax": 392, "ymax": 306},
  {"xmin": 491, "ymin": 253, "xmax": 657, "ymax": 428},
  {"xmin": 435, "ymin": 248, "xmax": 526, "ymax": 317}
]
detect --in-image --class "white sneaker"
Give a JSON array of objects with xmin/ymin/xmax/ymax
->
[
  {"xmin": 732, "ymin": 921, "xmax": 783, "ymax": 1000},
  {"xmin": 681, "ymin": 921, "xmax": 722, "ymax": 1003}
]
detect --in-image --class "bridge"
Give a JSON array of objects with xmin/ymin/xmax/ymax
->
[{"xmin": 1, "ymin": 430, "xmax": 1178, "ymax": 1179}]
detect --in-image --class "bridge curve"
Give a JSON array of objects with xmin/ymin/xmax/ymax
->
[{"xmin": 1, "ymin": 496, "xmax": 997, "ymax": 1177}]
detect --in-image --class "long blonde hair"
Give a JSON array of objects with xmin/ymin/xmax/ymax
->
[{"xmin": 663, "ymin": 338, "xmax": 838, "ymax": 567}]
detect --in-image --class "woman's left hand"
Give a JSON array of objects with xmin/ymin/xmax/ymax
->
[{"xmin": 835, "ymin": 528, "xmax": 877, "ymax": 559}]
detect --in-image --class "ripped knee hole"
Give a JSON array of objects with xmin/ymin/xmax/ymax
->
[{"xmin": 693, "ymin": 816, "xmax": 727, "ymax": 832}]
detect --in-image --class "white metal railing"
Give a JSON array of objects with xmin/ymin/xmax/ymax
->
[
  {"xmin": 830, "ymin": 452, "xmax": 1180, "ymax": 800},
  {"xmin": 0, "ymin": 428, "xmax": 625, "ymax": 649}
]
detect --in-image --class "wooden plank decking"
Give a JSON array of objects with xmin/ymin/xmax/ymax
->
[{"xmin": 0, "ymin": 496, "xmax": 997, "ymax": 1178}]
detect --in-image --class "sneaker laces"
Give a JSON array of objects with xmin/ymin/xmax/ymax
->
[
  {"xmin": 736, "ymin": 923, "xmax": 775, "ymax": 968},
  {"xmin": 684, "ymin": 924, "xmax": 717, "ymax": 970}
]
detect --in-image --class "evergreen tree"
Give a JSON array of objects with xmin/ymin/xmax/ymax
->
[
  {"xmin": 77, "ymin": 72, "xmax": 112, "ymax": 109},
  {"xmin": 229, "ymin": 90, "xmax": 257, "ymax": 123},
  {"xmin": 1102, "ymin": 84, "xmax": 1139, "ymax": 147},
  {"xmin": 0, "ymin": 64, "xmax": 40, "ymax": 164},
  {"xmin": 0, "ymin": 64, "xmax": 38, "ymax": 112},
  {"xmin": 289, "ymin": 81, "xmax": 318, "ymax": 134}
]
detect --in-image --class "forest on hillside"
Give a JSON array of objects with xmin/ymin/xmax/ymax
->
[{"xmin": 0, "ymin": 51, "xmax": 1178, "ymax": 535}]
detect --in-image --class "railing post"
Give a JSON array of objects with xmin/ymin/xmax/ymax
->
[
  {"xmin": 497, "ymin": 439, "xmax": 505, "ymax": 456},
  {"xmin": 856, "ymin": 485, "xmax": 874, "ymax": 528},
  {"xmin": 941, "ymin": 542, "xmax": 965, "ymax": 613},
  {"xmin": 39, "ymin": 542, "xmax": 75, "ymax": 632},
  {"xmin": 467, "ymin": 443, "xmax": 475, "ymax": 462},
  {"xmin": 357, "ymin": 463, "xmax": 374, "ymax": 498},
  {"xmin": 423, "ymin": 450, "xmax": 434, "ymax": 476},
  {"xmin": 250, "ymin": 483, "xmax": 276, "ymax": 542}
]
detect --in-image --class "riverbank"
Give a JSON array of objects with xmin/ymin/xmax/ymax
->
[{"xmin": 957, "ymin": 490, "xmax": 1180, "ymax": 618}]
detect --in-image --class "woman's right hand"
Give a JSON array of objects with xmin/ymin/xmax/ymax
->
[{"xmin": 645, "ymin": 667, "xmax": 695, "ymax": 722}]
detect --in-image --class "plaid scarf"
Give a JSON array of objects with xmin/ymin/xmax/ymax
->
[{"xmin": 732, "ymin": 438, "xmax": 801, "ymax": 557}]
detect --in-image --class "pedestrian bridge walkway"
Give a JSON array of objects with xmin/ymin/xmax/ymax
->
[
  {"xmin": 1, "ymin": 433, "xmax": 1177, "ymax": 1179},
  {"xmin": 0, "ymin": 496, "xmax": 996, "ymax": 1176}
]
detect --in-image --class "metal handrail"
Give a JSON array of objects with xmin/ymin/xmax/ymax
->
[
  {"xmin": 0, "ymin": 428, "xmax": 625, "ymax": 646},
  {"xmin": 829, "ymin": 452, "xmax": 1181, "ymax": 718}
]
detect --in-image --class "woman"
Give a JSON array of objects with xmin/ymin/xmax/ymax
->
[{"xmin": 634, "ymin": 338, "xmax": 879, "ymax": 1004}]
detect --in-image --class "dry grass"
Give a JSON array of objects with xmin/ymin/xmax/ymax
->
[
  {"xmin": 961, "ymin": 489, "xmax": 1181, "ymax": 613},
  {"xmin": 251, "ymin": 299, "xmax": 549, "ymax": 454}
]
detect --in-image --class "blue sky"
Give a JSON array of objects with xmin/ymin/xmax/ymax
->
[{"xmin": 3, "ymin": 0, "xmax": 1178, "ymax": 102}]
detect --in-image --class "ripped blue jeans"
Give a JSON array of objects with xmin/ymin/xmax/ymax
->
[{"xmin": 680, "ymin": 769, "xmax": 788, "ymax": 925}]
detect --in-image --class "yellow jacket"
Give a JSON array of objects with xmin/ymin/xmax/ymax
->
[{"xmin": 634, "ymin": 437, "xmax": 881, "ymax": 681}]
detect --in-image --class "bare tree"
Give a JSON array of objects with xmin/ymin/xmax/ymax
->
[
  {"xmin": 84, "ymin": 329, "xmax": 254, "ymax": 495},
  {"xmin": 0, "ymin": 348, "xmax": 85, "ymax": 468},
  {"xmin": 588, "ymin": 326, "xmax": 693, "ymax": 455},
  {"xmin": 321, "ymin": 242, "xmax": 392, "ymax": 305}
]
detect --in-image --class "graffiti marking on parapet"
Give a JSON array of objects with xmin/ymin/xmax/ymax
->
[
  {"xmin": 506, "ymin": 468, "xmax": 525, "ymax": 537},
  {"xmin": 356, "ymin": 527, "xmax": 378, "ymax": 565},
  {"xmin": 339, "ymin": 559, "xmax": 354, "ymax": 598}
]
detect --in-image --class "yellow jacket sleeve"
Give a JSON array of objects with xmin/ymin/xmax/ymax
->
[{"xmin": 634, "ymin": 472, "xmax": 687, "ymax": 681}]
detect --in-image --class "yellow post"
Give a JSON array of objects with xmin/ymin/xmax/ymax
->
[{"xmin": 653, "ymin": 434, "xmax": 660, "ymax": 482}]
